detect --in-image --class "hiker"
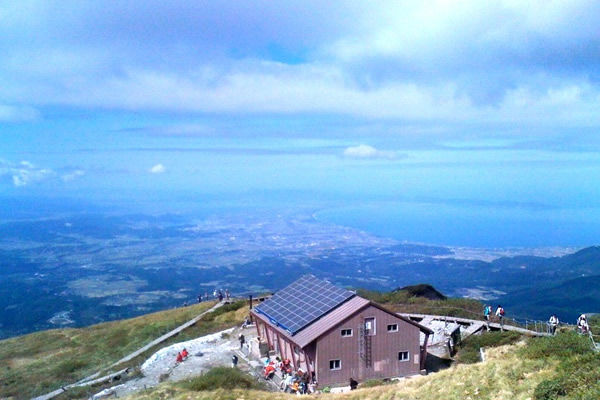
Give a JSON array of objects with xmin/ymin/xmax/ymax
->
[
  {"xmin": 264, "ymin": 361, "xmax": 276, "ymax": 379},
  {"xmin": 281, "ymin": 372, "xmax": 294, "ymax": 392},
  {"xmin": 176, "ymin": 352, "xmax": 183, "ymax": 363},
  {"xmin": 577, "ymin": 314, "xmax": 589, "ymax": 334},
  {"xmin": 213, "ymin": 289, "xmax": 218, "ymax": 299},
  {"xmin": 232, "ymin": 354, "xmax": 239, "ymax": 368},
  {"xmin": 280, "ymin": 358, "xmax": 292, "ymax": 376},
  {"xmin": 241, "ymin": 316, "xmax": 251, "ymax": 328},
  {"xmin": 548, "ymin": 315, "xmax": 559, "ymax": 335},
  {"xmin": 218, "ymin": 290, "xmax": 224, "ymax": 302},
  {"xmin": 299, "ymin": 369, "xmax": 310, "ymax": 394},
  {"xmin": 197, "ymin": 294, "xmax": 202, "ymax": 303},
  {"xmin": 225, "ymin": 289, "xmax": 230, "ymax": 301},
  {"xmin": 350, "ymin": 377, "xmax": 358, "ymax": 390},
  {"xmin": 181, "ymin": 348, "xmax": 189, "ymax": 360},
  {"xmin": 483, "ymin": 305, "xmax": 492, "ymax": 321},
  {"xmin": 239, "ymin": 333, "xmax": 245, "ymax": 349},
  {"xmin": 495, "ymin": 305, "xmax": 505, "ymax": 329}
]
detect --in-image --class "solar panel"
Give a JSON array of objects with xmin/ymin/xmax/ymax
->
[{"xmin": 254, "ymin": 274, "xmax": 355, "ymax": 335}]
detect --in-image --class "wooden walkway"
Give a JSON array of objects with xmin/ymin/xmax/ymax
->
[
  {"xmin": 399, "ymin": 313, "xmax": 552, "ymax": 338},
  {"xmin": 33, "ymin": 301, "xmax": 225, "ymax": 400}
]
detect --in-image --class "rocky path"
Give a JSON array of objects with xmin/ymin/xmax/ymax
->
[{"xmin": 90, "ymin": 325, "xmax": 258, "ymax": 399}]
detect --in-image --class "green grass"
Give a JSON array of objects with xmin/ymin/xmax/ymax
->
[
  {"xmin": 182, "ymin": 367, "xmax": 266, "ymax": 391},
  {"xmin": 0, "ymin": 301, "xmax": 247, "ymax": 399},
  {"xmin": 456, "ymin": 331, "xmax": 522, "ymax": 363},
  {"xmin": 520, "ymin": 331, "xmax": 592, "ymax": 360},
  {"xmin": 520, "ymin": 332, "xmax": 600, "ymax": 400},
  {"xmin": 357, "ymin": 287, "xmax": 483, "ymax": 319}
]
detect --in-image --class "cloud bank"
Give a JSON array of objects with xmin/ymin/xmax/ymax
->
[
  {"xmin": 0, "ymin": 1, "xmax": 599, "ymax": 130},
  {"xmin": 0, "ymin": 159, "xmax": 85, "ymax": 187}
]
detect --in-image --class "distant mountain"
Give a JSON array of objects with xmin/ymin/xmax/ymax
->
[
  {"xmin": 395, "ymin": 284, "xmax": 447, "ymax": 300},
  {"xmin": 497, "ymin": 274, "xmax": 600, "ymax": 322}
]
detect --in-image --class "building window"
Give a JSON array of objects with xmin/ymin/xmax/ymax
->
[
  {"xmin": 341, "ymin": 328, "xmax": 353, "ymax": 337},
  {"xmin": 387, "ymin": 324, "xmax": 398, "ymax": 332},
  {"xmin": 398, "ymin": 351, "xmax": 409, "ymax": 362},
  {"xmin": 329, "ymin": 359, "xmax": 341, "ymax": 370},
  {"xmin": 364, "ymin": 317, "xmax": 376, "ymax": 335}
]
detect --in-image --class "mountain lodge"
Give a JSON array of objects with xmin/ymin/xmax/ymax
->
[{"xmin": 250, "ymin": 275, "xmax": 433, "ymax": 387}]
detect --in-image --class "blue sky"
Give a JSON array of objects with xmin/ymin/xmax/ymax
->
[{"xmin": 2, "ymin": 1, "xmax": 600, "ymax": 239}]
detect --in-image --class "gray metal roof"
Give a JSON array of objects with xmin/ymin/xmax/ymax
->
[{"xmin": 253, "ymin": 274, "xmax": 355, "ymax": 335}]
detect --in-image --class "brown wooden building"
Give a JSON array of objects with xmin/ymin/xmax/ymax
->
[{"xmin": 251, "ymin": 275, "xmax": 432, "ymax": 387}]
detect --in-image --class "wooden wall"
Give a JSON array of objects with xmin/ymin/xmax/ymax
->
[{"xmin": 315, "ymin": 305, "xmax": 421, "ymax": 387}]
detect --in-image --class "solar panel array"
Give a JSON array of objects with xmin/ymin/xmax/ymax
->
[{"xmin": 254, "ymin": 274, "xmax": 355, "ymax": 335}]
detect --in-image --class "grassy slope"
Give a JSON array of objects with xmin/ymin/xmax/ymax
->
[
  {"xmin": 357, "ymin": 288, "xmax": 483, "ymax": 319},
  {"xmin": 4, "ymin": 287, "xmax": 593, "ymax": 399},
  {"xmin": 0, "ymin": 287, "xmax": 480, "ymax": 399},
  {"xmin": 0, "ymin": 301, "xmax": 247, "ymax": 399},
  {"xmin": 128, "ymin": 329, "xmax": 600, "ymax": 400},
  {"xmin": 126, "ymin": 342, "xmax": 553, "ymax": 400}
]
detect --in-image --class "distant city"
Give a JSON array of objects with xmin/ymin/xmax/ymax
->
[{"xmin": 1, "ymin": 204, "xmax": 597, "ymax": 339}]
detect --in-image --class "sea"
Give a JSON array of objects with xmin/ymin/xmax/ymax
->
[{"xmin": 314, "ymin": 201, "xmax": 600, "ymax": 248}]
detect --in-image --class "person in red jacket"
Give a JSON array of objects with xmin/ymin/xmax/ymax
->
[
  {"xmin": 264, "ymin": 362, "xmax": 276, "ymax": 379},
  {"xmin": 176, "ymin": 352, "xmax": 183, "ymax": 363}
]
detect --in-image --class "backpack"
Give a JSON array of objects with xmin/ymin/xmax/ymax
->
[{"xmin": 499, "ymin": 308, "xmax": 505, "ymax": 316}]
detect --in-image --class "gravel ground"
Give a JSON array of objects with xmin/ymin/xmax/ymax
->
[{"xmin": 90, "ymin": 325, "xmax": 258, "ymax": 399}]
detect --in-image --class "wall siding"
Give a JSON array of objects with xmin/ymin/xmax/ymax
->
[{"xmin": 315, "ymin": 305, "xmax": 421, "ymax": 387}]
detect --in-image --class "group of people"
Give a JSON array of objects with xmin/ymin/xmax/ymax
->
[
  {"xmin": 548, "ymin": 313, "xmax": 594, "ymax": 335},
  {"xmin": 175, "ymin": 347, "xmax": 189, "ymax": 363},
  {"xmin": 483, "ymin": 304, "xmax": 505, "ymax": 325},
  {"xmin": 197, "ymin": 289, "xmax": 232, "ymax": 303},
  {"xmin": 263, "ymin": 357, "xmax": 314, "ymax": 394}
]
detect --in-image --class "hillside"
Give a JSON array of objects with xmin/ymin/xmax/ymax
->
[
  {"xmin": 0, "ymin": 286, "xmax": 475, "ymax": 399},
  {"xmin": 125, "ymin": 330, "xmax": 600, "ymax": 400},
  {"xmin": 0, "ymin": 301, "xmax": 246, "ymax": 399},
  {"xmin": 498, "ymin": 275, "xmax": 600, "ymax": 322},
  {"xmin": 2, "ymin": 288, "xmax": 598, "ymax": 400}
]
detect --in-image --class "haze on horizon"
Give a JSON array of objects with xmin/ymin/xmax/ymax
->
[{"xmin": 2, "ymin": 1, "xmax": 600, "ymax": 247}]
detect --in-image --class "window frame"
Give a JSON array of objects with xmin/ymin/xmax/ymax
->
[
  {"xmin": 398, "ymin": 351, "xmax": 410, "ymax": 362},
  {"xmin": 387, "ymin": 323, "xmax": 398, "ymax": 332},
  {"xmin": 340, "ymin": 328, "xmax": 353, "ymax": 337},
  {"xmin": 329, "ymin": 359, "xmax": 342, "ymax": 370}
]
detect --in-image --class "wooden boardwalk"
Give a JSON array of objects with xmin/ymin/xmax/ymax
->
[{"xmin": 399, "ymin": 313, "xmax": 552, "ymax": 338}]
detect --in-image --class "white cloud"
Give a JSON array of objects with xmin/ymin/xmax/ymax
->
[
  {"xmin": 61, "ymin": 169, "xmax": 85, "ymax": 182},
  {"xmin": 0, "ymin": 159, "xmax": 54, "ymax": 186},
  {"xmin": 0, "ymin": 159, "xmax": 86, "ymax": 187},
  {"xmin": 343, "ymin": 144, "xmax": 397, "ymax": 159},
  {"xmin": 149, "ymin": 163, "xmax": 166, "ymax": 174}
]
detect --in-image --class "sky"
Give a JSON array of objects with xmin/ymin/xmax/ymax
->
[{"xmin": 2, "ymin": 1, "xmax": 600, "ymax": 245}]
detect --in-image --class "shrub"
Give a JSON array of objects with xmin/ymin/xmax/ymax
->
[
  {"xmin": 182, "ymin": 367, "xmax": 264, "ymax": 391},
  {"xmin": 534, "ymin": 377, "xmax": 567, "ymax": 400},
  {"xmin": 521, "ymin": 331, "xmax": 591, "ymax": 360},
  {"xmin": 531, "ymin": 334, "xmax": 600, "ymax": 399}
]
